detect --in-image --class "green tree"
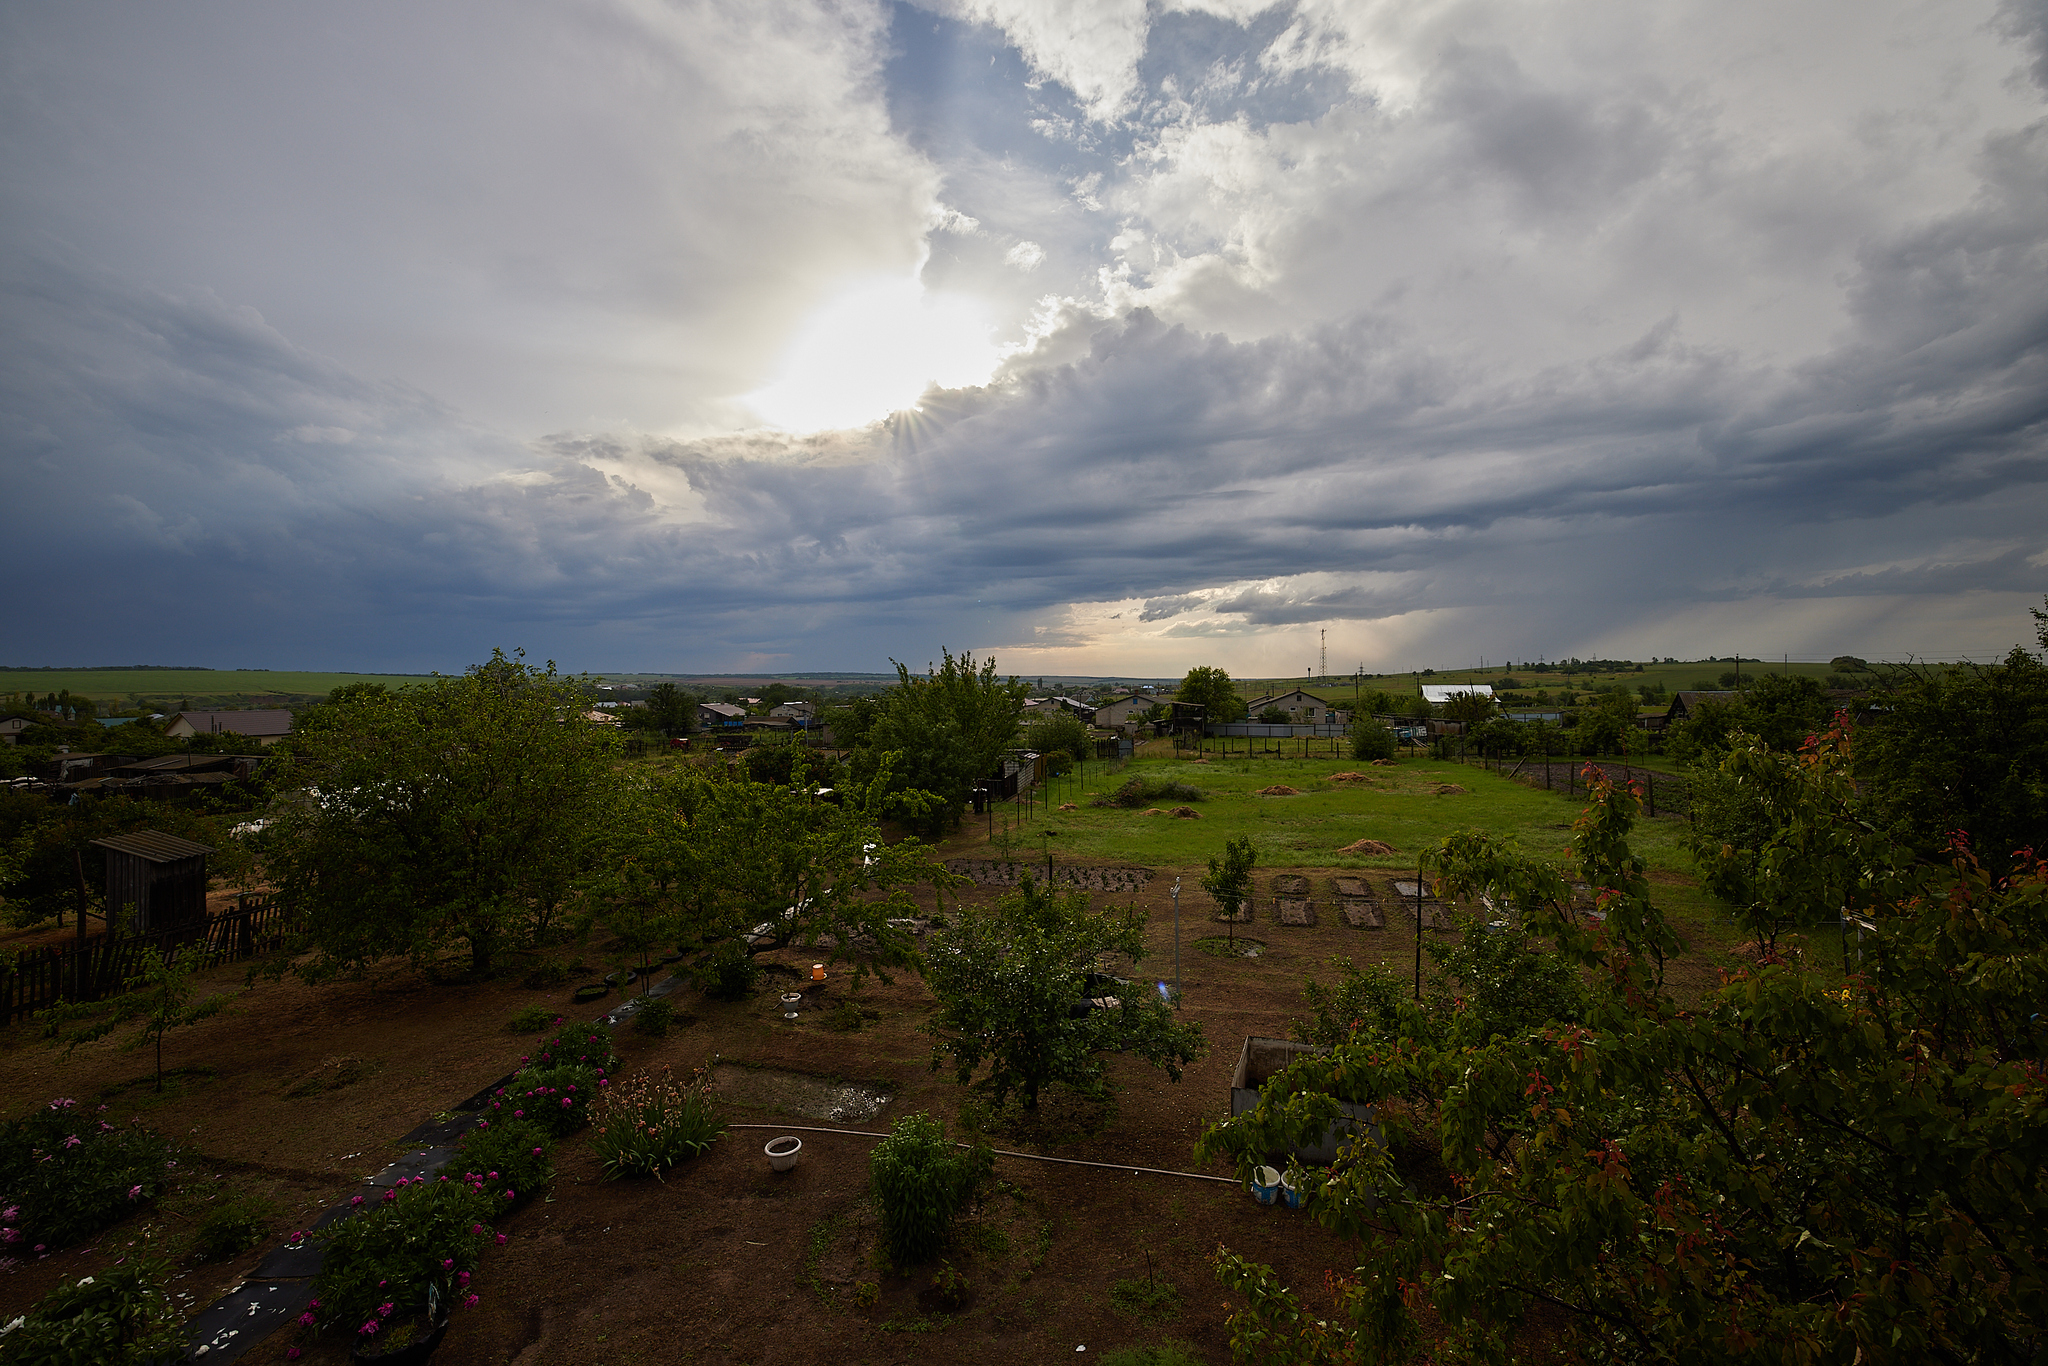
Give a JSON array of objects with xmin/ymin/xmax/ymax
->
[
  {"xmin": 1855, "ymin": 631, "xmax": 2048, "ymax": 880},
  {"xmin": 1176, "ymin": 666, "xmax": 1247, "ymax": 724},
  {"xmin": 1348, "ymin": 712, "xmax": 1396, "ymax": 761},
  {"xmin": 59, "ymin": 948, "xmax": 235, "ymax": 1090},
  {"xmin": 1434, "ymin": 688, "xmax": 1496, "ymax": 729},
  {"xmin": 924, "ymin": 876, "xmax": 1204, "ymax": 1112},
  {"xmin": 868, "ymin": 1112, "xmax": 992, "ymax": 1266},
  {"xmin": 1199, "ymin": 736, "xmax": 2048, "ymax": 1365},
  {"xmin": 1024, "ymin": 711, "xmax": 1090, "ymax": 766},
  {"xmin": 1256, "ymin": 705, "xmax": 1291, "ymax": 725},
  {"xmin": 859, "ymin": 650, "xmax": 1029, "ymax": 838},
  {"xmin": 642, "ymin": 681, "xmax": 697, "ymax": 737},
  {"xmin": 264, "ymin": 650, "xmax": 616, "ymax": 977},
  {"xmin": 1203, "ymin": 834, "xmax": 1257, "ymax": 947}
]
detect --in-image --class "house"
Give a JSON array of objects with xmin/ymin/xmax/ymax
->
[
  {"xmin": 1092, "ymin": 694, "xmax": 1152, "ymax": 728},
  {"xmin": 163, "ymin": 710, "xmax": 295, "ymax": 746},
  {"xmin": 769, "ymin": 701, "xmax": 815, "ymax": 723},
  {"xmin": 1658, "ymin": 691, "xmax": 1738, "ymax": 730},
  {"xmin": 582, "ymin": 709, "xmax": 622, "ymax": 726},
  {"xmin": 698, "ymin": 702, "xmax": 748, "ymax": 728},
  {"xmin": 0, "ymin": 716, "xmax": 32, "ymax": 745},
  {"xmin": 1242, "ymin": 689, "xmax": 1336, "ymax": 723}
]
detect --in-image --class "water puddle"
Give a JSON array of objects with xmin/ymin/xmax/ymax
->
[{"xmin": 709, "ymin": 1064, "xmax": 894, "ymax": 1124}]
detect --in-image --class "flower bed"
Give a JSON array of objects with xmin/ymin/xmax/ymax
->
[
  {"xmin": 590, "ymin": 1064, "xmax": 724, "ymax": 1180},
  {"xmin": 0, "ymin": 1098, "xmax": 169, "ymax": 1254}
]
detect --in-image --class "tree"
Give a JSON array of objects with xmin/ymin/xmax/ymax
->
[
  {"xmin": 1348, "ymin": 712, "xmax": 1396, "ymax": 761},
  {"xmin": 1024, "ymin": 711, "xmax": 1089, "ymax": 766},
  {"xmin": 1199, "ymin": 734, "xmax": 2048, "ymax": 1365},
  {"xmin": 1435, "ymin": 688, "xmax": 1496, "ymax": 729},
  {"xmin": 1203, "ymin": 834, "xmax": 1256, "ymax": 947},
  {"xmin": 1176, "ymin": 666, "xmax": 1246, "ymax": 724},
  {"xmin": 264, "ymin": 650, "xmax": 617, "ymax": 977},
  {"xmin": 642, "ymin": 682, "xmax": 696, "ymax": 737},
  {"xmin": 1855, "ymin": 644, "xmax": 2048, "ymax": 881},
  {"xmin": 58, "ymin": 948, "xmax": 235, "ymax": 1090},
  {"xmin": 1256, "ymin": 705, "xmax": 1291, "ymax": 725},
  {"xmin": 859, "ymin": 650, "xmax": 1029, "ymax": 838},
  {"xmin": 924, "ymin": 876, "xmax": 1204, "ymax": 1113}
]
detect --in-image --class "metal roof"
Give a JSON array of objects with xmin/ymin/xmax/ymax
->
[{"xmin": 90, "ymin": 830, "xmax": 216, "ymax": 862}]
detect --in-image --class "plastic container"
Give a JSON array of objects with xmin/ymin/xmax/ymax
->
[
  {"xmin": 1280, "ymin": 1170, "xmax": 1306, "ymax": 1210},
  {"xmin": 765, "ymin": 1136, "xmax": 802, "ymax": 1172},
  {"xmin": 1251, "ymin": 1165, "xmax": 1282, "ymax": 1205}
]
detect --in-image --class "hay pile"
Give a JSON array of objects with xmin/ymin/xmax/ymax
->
[
  {"xmin": 1433, "ymin": 783, "xmax": 1467, "ymax": 795},
  {"xmin": 1255, "ymin": 784, "xmax": 1301, "ymax": 796},
  {"xmin": 1327, "ymin": 771, "xmax": 1372, "ymax": 782},
  {"xmin": 1170, "ymin": 806, "xmax": 1201, "ymax": 819},
  {"xmin": 1336, "ymin": 838, "xmax": 1397, "ymax": 855}
]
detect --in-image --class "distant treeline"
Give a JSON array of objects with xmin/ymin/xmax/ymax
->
[{"xmin": 0, "ymin": 664, "xmax": 214, "ymax": 672}]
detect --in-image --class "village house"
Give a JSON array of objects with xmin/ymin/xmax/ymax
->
[
  {"xmin": 163, "ymin": 709, "xmax": 295, "ymax": 746},
  {"xmin": 1242, "ymin": 689, "xmax": 1344, "ymax": 724}
]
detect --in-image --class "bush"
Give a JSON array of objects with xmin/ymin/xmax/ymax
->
[
  {"xmin": 506, "ymin": 1003, "xmax": 558, "ymax": 1034},
  {"xmin": 1024, "ymin": 713, "xmax": 1089, "ymax": 766},
  {"xmin": 455, "ymin": 1117, "xmax": 552, "ymax": 1206},
  {"xmin": 527, "ymin": 1019, "xmax": 618, "ymax": 1074},
  {"xmin": 1349, "ymin": 715, "xmax": 1397, "ymax": 761},
  {"xmin": 631, "ymin": 998, "xmax": 673, "ymax": 1037},
  {"xmin": 0, "ymin": 1099, "xmax": 169, "ymax": 1251},
  {"xmin": 1093, "ymin": 778, "xmax": 1204, "ymax": 809},
  {"xmin": 693, "ymin": 943, "xmax": 759, "ymax": 1000},
  {"xmin": 486, "ymin": 1063, "xmax": 601, "ymax": 1138},
  {"xmin": 311, "ymin": 1177, "xmax": 491, "ymax": 1341},
  {"xmin": 869, "ymin": 1112, "xmax": 991, "ymax": 1266},
  {"xmin": 194, "ymin": 1193, "xmax": 279, "ymax": 1262},
  {"xmin": 0, "ymin": 1259, "xmax": 183, "ymax": 1365},
  {"xmin": 590, "ymin": 1066, "xmax": 725, "ymax": 1179},
  {"xmin": 522, "ymin": 959, "xmax": 571, "ymax": 989}
]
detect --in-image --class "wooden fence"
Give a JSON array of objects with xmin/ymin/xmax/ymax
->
[{"xmin": 0, "ymin": 897, "xmax": 302, "ymax": 1025}]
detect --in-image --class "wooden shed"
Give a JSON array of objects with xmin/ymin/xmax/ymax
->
[{"xmin": 92, "ymin": 830, "xmax": 214, "ymax": 935}]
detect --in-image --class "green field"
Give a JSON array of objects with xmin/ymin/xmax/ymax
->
[
  {"xmin": 995, "ymin": 753, "xmax": 1729, "ymax": 930},
  {"xmin": 1232, "ymin": 657, "xmax": 1848, "ymax": 704},
  {"xmin": 0, "ymin": 668, "xmax": 434, "ymax": 708}
]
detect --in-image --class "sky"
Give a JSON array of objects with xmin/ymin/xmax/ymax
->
[{"xmin": 4, "ymin": 0, "xmax": 2046, "ymax": 678}]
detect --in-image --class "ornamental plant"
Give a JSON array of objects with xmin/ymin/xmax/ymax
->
[
  {"xmin": 589, "ymin": 1064, "xmax": 724, "ymax": 1180},
  {"xmin": 868, "ymin": 1112, "xmax": 991, "ymax": 1267},
  {"xmin": 454, "ymin": 1118, "xmax": 552, "ymax": 1206},
  {"xmin": 483, "ymin": 1063, "xmax": 601, "ymax": 1138},
  {"xmin": 0, "ymin": 1259, "xmax": 183, "ymax": 1364},
  {"xmin": 0, "ymin": 1099, "xmax": 169, "ymax": 1252},
  {"xmin": 527, "ymin": 1019, "xmax": 618, "ymax": 1074},
  {"xmin": 309, "ymin": 1176, "xmax": 492, "ymax": 1347}
]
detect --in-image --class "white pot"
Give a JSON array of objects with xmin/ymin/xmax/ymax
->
[{"xmin": 765, "ymin": 1135, "xmax": 802, "ymax": 1172}]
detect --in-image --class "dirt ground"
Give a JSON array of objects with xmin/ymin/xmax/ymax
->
[{"xmin": 0, "ymin": 858, "xmax": 1756, "ymax": 1364}]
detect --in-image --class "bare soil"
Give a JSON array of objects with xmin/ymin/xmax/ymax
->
[{"xmin": 1, "ymin": 859, "xmax": 1756, "ymax": 1364}]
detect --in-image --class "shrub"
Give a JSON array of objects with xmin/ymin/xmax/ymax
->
[
  {"xmin": 0, "ymin": 1259, "xmax": 183, "ymax": 1364},
  {"xmin": 1349, "ymin": 714, "xmax": 1397, "ymax": 761},
  {"xmin": 0, "ymin": 1099, "xmax": 170, "ymax": 1252},
  {"xmin": 631, "ymin": 998, "xmax": 673, "ymax": 1037},
  {"xmin": 1093, "ymin": 778, "xmax": 1204, "ymax": 809},
  {"xmin": 527, "ymin": 1019, "xmax": 618, "ymax": 1073},
  {"xmin": 194, "ymin": 1194, "xmax": 279, "ymax": 1262},
  {"xmin": 1110, "ymin": 1272, "xmax": 1183, "ymax": 1321},
  {"xmin": 590, "ymin": 1065, "xmax": 725, "ymax": 1179},
  {"xmin": 869, "ymin": 1112, "xmax": 990, "ymax": 1266},
  {"xmin": 485, "ymin": 1064, "xmax": 600, "ymax": 1138},
  {"xmin": 522, "ymin": 959, "xmax": 571, "ymax": 989},
  {"xmin": 1024, "ymin": 712, "xmax": 1089, "ymax": 765},
  {"xmin": 311, "ymin": 1177, "xmax": 492, "ymax": 1342},
  {"xmin": 693, "ymin": 942, "xmax": 759, "ymax": 1000},
  {"xmin": 506, "ymin": 1003, "xmax": 558, "ymax": 1034},
  {"xmin": 1099, "ymin": 1342, "xmax": 1207, "ymax": 1366},
  {"xmin": 455, "ymin": 1117, "xmax": 552, "ymax": 1206}
]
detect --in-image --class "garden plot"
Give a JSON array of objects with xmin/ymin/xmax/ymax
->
[{"xmin": 708, "ymin": 1063, "xmax": 894, "ymax": 1124}]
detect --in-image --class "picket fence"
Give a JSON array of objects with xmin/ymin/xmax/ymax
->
[{"xmin": 0, "ymin": 897, "xmax": 302, "ymax": 1025}]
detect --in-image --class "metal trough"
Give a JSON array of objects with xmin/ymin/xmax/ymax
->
[{"xmin": 1229, "ymin": 1036, "xmax": 1379, "ymax": 1166}]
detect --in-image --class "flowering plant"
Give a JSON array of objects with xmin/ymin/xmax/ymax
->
[
  {"xmin": 455, "ymin": 1118, "xmax": 552, "ymax": 1207},
  {"xmin": 526, "ymin": 1019, "xmax": 618, "ymax": 1073},
  {"xmin": 590, "ymin": 1064, "xmax": 724, "ymax": 1180},
  {"xmin": 310, "ymin": 1177, "xmax": 491, "ymax": 1345},
  {"xmin": 0, "ymin": 1099, "xmax": 169, "ymax": 1251},
  {"xmin": 0, "ymin": 1258, "xmax": 182, "ymax": 1364},
  {"xmin": 485, "ymin": 1063, "xmax": 600, "ymax": 1138}
]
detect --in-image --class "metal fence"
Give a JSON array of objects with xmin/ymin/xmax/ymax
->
[{"xmin": 0, "ymin": 897, "xmax": 301, "ymax": 1025}]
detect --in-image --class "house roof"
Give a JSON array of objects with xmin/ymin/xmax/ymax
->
[
  {"xmin": 166, "ymin": 709, "xmax": 294, "ymax": 737},
  {"xmin": 90, "ymin": 830, "xmax": 215, "ymax": 862},
  {"xmin": 1420, "ymin": 684, "xmax": 1493, "ymax": 704}
]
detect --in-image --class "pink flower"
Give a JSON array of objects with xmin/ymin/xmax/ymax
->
[
  {"xmin": 472, "ymin": 1224, "xmax": 485, "ymax": 1235},
  {"xmin": 310, "ymin": 1300, "xmax": 321, "ymax": 1309},
  {"xmin": 503, "ymin": 1189, "xmax": 515, "ymax": 1200},
  {"xmin": 62, "ymin": 1135, "xmax": 82, "ymax": 1148},
  {"xmin": 127, "ymin": 1185, "xmax": 143, "ymax": 1200},
  {"xmin": 298, "ymin": 1311, "xmax": 315, "ymax": 1327},
  {"xmin": 464, "ymin": 1293, "xmax": 479, "ymax": 1308},
  {"xmin": 514, "ymin": 1110, "xmax": 524, "ymax": 1118},
  {"xmin": 442, "ymin": 1258, "xmax": 453, "ymax": 1269},
  {"xmin": 532, "ymin": 1147, "xmax": 542, "ymax": 1156},
  {"xmin": 288, "ymin": 1348, "xmax": 302, "ymax": 1360},
  {"xmin": 457, "ymin": 1271, "xmax": 470, "ymax": 1286},
  {"xmin": 1, "ymin": 1207, "xmax": 16, "ymax": 1221},
  {"xmin": 378, "ymin": 1302, "xmax": 394, "ymax": 1317},
  {"xmin": 50, "ymin": 1098, "xmax": 75, "ymax": 1110},
  {"xmin": 495, "ymin": 1233, "xmax": 507, "ymax": 1245},
  {"xmin": 360, "ymin": 1320, "xmax": 379, "ymax": 1336},
  {"xmin": 351, "ymin": 1195, "xmax": 365, "ymax": 1207},
  {"xmin": 477, "ymin": 1119, "xmax": 489, "ymax": 1129},
  {"xmin": 561, "ymin": 1099, "xmax": 572, "ymax": 1109}
]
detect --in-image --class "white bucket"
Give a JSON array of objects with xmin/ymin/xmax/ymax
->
[
  {"xmin": 1251, "ymin": 1165, "xmax": 1281, "ymax": 1205},
  {"xmin": 765, "ymin": 1136, "xmax": 802, "ymax": 1172},
  {"xmin": 1280, "ymin": 1170, "xmax": 1306, "ymax": 1209}
]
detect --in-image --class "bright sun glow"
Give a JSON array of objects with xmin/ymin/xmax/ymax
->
[{"xmin": 746, "ymin": 277, "xmax": 1002, "ymax": 432}]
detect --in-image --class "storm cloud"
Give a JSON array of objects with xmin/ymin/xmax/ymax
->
[{"xmin": 3, "ymin": 0, "xmax": 2044, "ymax": 673}]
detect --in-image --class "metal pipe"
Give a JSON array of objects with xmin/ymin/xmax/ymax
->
[{"xmin": 724, "ymin": 1124, "xmax": 1240, "ymax": 1184}]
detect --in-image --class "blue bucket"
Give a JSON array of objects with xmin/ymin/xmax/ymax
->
[
  {"xmin": 1251, "ymin": 1165, "xmax": 1281, "ymax": 1205},
  {"xmin": 1281, "ymin": 1171, "xmax": 1306, "ymax": 1210}
]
